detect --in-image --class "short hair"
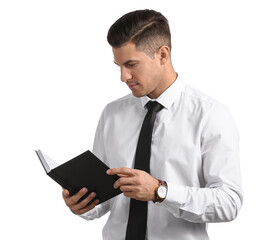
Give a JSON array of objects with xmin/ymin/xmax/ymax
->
[{"xmin": 107, "ymin": 9, "xmax": 171, "ymax": 58}]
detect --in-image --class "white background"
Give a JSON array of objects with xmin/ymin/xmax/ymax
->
[{"xmin": 1, "ymin": 0, "xmax": 261, "ymax": 239}]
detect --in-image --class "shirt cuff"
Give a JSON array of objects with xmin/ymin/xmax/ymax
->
[
  {"xmin": 78, "ymin": 206, "xmax": 99, "ymax": 220},
  {"xmin": 78, "ymin": 199, "xmax": 110, "ymax": 220},
  {"xmin": 156, "ymin": 181, "xmax": 187, "ymax": 214}
]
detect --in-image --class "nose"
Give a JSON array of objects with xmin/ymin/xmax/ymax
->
[{"xmin": 120, "ymin": 67, "xmax": 132, "ymax": 82}]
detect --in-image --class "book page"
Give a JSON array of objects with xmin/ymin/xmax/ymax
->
[{"xmin": 36, "ymin": 149, "xmax": 59, "ymax": 173}]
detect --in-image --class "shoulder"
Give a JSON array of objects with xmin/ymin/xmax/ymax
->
[
  {"xmin": 178, "ymin": 82, "xmax": 235, "ymax": 128},
  {"xmin": 183, "ymin": 84, "xmax": 219, "ymax": 107},
  {"xmin": 182, "ymin": 84, "xmax": 237, "ymax": 133},
  {"xmin": 102, "ymin": 93, "xmax": 140, "ymax": 117},
  {"xmin": 107, "ymin": 93, "xmax": 138, "ymax": 109},
  {"xmin": 108, "ymin": 93, "xmax": 137, "ymax": 106},
  {"xmin": 181, "ymin": 83, "xmax": 229, "ymax": 114}
]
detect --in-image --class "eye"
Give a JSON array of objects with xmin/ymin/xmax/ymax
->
[{"xmin": 126, "ymin": 63, "xmax": 136, "ymax": 68}]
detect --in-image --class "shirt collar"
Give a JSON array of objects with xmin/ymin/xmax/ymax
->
[{"xmin": 140, "ymin": 74, "xmax": 185, "ymax": 109}]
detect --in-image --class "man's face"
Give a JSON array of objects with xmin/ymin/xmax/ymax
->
[{"xmin": 113, "ymin": 42, "xmax": 163, "ymax": 99}]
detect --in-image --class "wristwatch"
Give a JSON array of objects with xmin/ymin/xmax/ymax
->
[{"xmin": 154, "ymin": 179, "xmax": 168, "ymax": 203}]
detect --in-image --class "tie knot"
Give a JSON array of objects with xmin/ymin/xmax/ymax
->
[{"xmin": 145, "ymin": 101, "xmax": 164, "ymax": 113}]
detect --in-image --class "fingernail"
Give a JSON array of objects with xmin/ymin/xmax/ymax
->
[
  {"xmin": 91, "ymin": 192, "xmax": 96, "ymax": 197},
  {"xmin": 107, "ymin": 170, "xmax": 110, "ymax": 174},
  {"xmin": 82, "ymin": 188, "xmax": 88, "ymax": 193}
]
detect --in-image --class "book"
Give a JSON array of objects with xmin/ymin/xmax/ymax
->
[{"xmin": 36, "ymin": 149, "xmax": 121, "ymax": 204}]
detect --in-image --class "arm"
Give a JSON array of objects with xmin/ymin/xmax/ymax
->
[
  {"xmin": 78, "ymin": 107, "xmax": 111, "ymax": 220},
  {"xmin": 109, "ymin": 104, "xmax": 243, "ymax": 223},
  {"xmin": 61, "ymin": 107, "xmax": 111, "ymax": 220},
  {"xmin": 161, "ymin": 104, "xmax": 243, "ymax": 223}
]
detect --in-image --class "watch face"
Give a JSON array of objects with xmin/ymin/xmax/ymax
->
[{"xmin": 157, "ymin": 186, "xmax": 167, "ymax": 198}]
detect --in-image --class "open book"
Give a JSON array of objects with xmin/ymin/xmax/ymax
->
[{"xmin": 36, "ymin": 149, "xmax": 121, "ymax": 204}]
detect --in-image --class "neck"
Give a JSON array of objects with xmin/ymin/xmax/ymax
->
[
  {"xmin": 166, "ymin": 67, "xmax": 178, "ymax": 87},
  {"xmin": 148, "ymin": 65, "xmax": 177, "ymax": 99}
]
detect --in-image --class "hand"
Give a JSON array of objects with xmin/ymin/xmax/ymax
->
[
  {"xmin": 62, "ymin": 188, "xmax": 99, "ymax": 215},
  {"xmin": 107, "ymin": 167, "xmax": 159, "ymax": 201}
]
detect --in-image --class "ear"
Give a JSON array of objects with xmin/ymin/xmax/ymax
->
[{"xmin": 156, "ymin": 46, "xmax": 170, "ymax": 65}]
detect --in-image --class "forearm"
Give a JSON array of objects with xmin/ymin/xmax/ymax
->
[{"xmin": 160, "ymin": 182, "xmax": 243, "ymax": 223}]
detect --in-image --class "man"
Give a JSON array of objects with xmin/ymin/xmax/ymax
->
[{"xmin": 63, "ymin": 9, "xmax": 243, "ymax": 240}]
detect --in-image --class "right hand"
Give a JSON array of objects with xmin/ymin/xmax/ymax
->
[{"xmin": 62, "ymin": 188, "xmax": 99, "ymax": 215}]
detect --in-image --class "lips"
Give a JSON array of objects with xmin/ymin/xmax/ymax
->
[{"xmin": 127, "ymin": 82, "xmax": 138, "ymax": 89}]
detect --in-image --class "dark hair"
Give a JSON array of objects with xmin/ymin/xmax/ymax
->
[{"xmin": 107, "ymin": 9, "xmax": 171, "ymax": 58}]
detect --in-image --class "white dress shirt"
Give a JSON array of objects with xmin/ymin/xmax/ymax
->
[{"xmin": 80, "ymin": 76, "xmax": 243, "ymax": 240}]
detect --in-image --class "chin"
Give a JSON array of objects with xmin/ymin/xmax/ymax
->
[{"xmin": 131, "ymin": 91, "xmax": 146, "ymax": 98}]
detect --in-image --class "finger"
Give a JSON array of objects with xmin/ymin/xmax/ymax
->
[
  {"xmin": 71, "ymin": 192, "xmax": 97, "ymax": 213},
  {"xmin": 107, "ymin": 167, "xmax": 134, "ymax": 176},
  {"xmin": 65, "ymin": 188, "xmax": 88, "ymax": 207},
  {"xmin": 122, "ymin": 189, "xmax": 146, "ymax": 201},
  {"xmin": 122, "ymin": 191, "xmax": 133, "ymax": 198},
  {"xmin": 119, "ymin": 185, "xmax": 135, "ymax": 193},
  {"xmin": 117, "ymin": 174, "xmax": 130, "ymax": 177},
  {"xmin": 114, "ymin": 176, "xmax": 134, "ymax": 189},
  {"xmin": 74, "ymin": 199, "xmax": 100, "ymax": 215},
  {"xmin": 62, "ymin": 189, "xmax": 70, "ymax": 198},
  {"xmin": 71, "ymin": 188, "xmax": 89, "ymax": 203}
]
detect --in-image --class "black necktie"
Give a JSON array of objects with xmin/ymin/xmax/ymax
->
[{"xmin": 125, "ymin": 101, "xmax": 164, "ymax": 240}]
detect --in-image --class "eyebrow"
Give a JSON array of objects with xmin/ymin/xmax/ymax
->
[{"xmin": 113, "ymin": 60, "xmax": 139, "ymax": 66}]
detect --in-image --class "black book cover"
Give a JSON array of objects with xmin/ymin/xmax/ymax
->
[{"xmin": 36, "ymin": 149, "xmax": 121, "ymax": 204}]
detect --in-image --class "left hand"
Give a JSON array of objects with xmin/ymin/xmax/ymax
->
[{"xmin": 107, "ymin": 167, "xmax": 159, "ymax": 201}]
